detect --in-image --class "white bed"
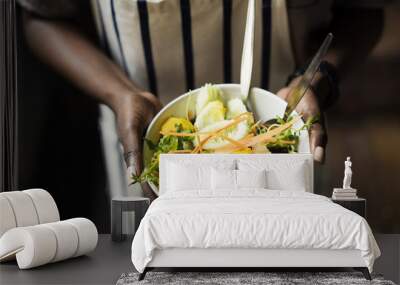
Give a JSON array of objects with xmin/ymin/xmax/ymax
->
[{"xmin": 131, "ymin": 154, "xmax": 380, "ymax": 280}]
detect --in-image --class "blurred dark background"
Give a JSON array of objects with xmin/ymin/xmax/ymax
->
[
  {"xmin": 318, "ymin": 2, "xmax": 400, "ymax": 233},
  {"xmin": 16, "ymin": 14, "xmax": 109, "ymax": 233},
  {"xmin": 17, "ymin": 2, "xmax": 400, "ymax": 234}
]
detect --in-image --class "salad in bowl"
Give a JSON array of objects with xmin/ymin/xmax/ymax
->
[{"xmin": 132, "ymin": 84, "xmax": 315, "ymax": 194}]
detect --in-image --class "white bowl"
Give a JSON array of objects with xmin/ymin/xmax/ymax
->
[{"xmin": 144, "ymin": 84, "xmax": 310, "ymax": 194}]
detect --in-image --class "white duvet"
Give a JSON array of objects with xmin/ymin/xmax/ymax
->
[{"xmin": 131, "ymin": 190, "xmax": 380, "ymax": 273}]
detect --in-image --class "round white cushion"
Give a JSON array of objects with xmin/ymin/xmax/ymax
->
[
  {"xmin": 0, "ymin": 196, "xmax": 17, "ymax": 237},
  {"xmin": 0, "ymin": 189, "xmax": 60, "ymax": 235},
  {"xmin": 42, "ymin": 221, "xmax": 79, "ymax": 262},
  {"xmin": 23, "ymin": 189, "xmax": 60, "ymax": 224},
  {"xmin": 65, "ymin": 218, "xmax": 98, "ymax": 257},
  {"xmin": 1, "ymin": 191, "xmax": 39, "ymax": 227},
  {"xmin": 0, "ymin": 226, "xmax": 57, "ymax": 269},
  {"xmin": 0, "ymin": 218, "xmax": 98, "ymax": 269}
]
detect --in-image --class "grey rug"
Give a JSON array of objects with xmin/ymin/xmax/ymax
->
[{"xmin": 117, "ymin": 272, "xmax": 396, "ymax": 285}]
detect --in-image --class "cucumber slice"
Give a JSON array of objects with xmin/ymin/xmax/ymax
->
[
  {"xmin": 226, "ymin": 98, "xmax": 247, "ymax": 119},
  {"xmin": 196, "ymin": 84, "xmax": 222, "ymax": 115},
  {"xmin": 194, "ymin": 101, "xmax": 225, "ymax": 130},
  {"xmin": 194, "ymin": 119, "xmax": 250, "ymax": 150}
]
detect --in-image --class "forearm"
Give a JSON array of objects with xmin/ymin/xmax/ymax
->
[{"xmin": 22, "ymin": 12, "xmax": 141, "ymax": 110}]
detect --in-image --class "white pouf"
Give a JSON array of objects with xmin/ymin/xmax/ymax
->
[
  {"xmin": 0, "ymin": 226, "xmax": 57, "ymax": 268},
  {"xmin": 42, "ymin": 221, "xmax": 79, "ymax": 262},
  {"xmin": 1, "ymin": 191, "xmax": 40, "ymax": 227},
  {"xmin": 0, "ymin": 189, "xmax": 98, "ymax": 269},
  {"xmin": 65, "ymin": 218, "xmax": 98, "ymax": 257},
  {"xmin": 0, "ymin": 196, "xmax": 17, "ymax": 237},
  {"xmin": 0, "ymin": 219, "xmax": 98, "ymax": 269},
  {"xmin": 24, "ymin": 189, "xmax": 60, "ymax": 224}
]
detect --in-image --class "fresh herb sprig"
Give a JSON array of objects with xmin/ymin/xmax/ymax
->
[
  {"xmin": 131, "ymin": 124, "xmax": 194, "ymax": 185},
  {"xmin": 256, "ymin": 115, "xmax": 317, "ymax": 153}
]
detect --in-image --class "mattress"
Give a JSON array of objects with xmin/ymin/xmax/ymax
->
[{"xmin": 131, "ymin": 190, "xmax": 380, "ymax": 273}]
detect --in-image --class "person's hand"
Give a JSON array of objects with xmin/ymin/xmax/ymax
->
[
  {"xmin": 113, "ymin": 91, "xmax": 162, "ymax": 199},
  {"xmin": 276, "ymin": 76, "xmax": 327, "ymax": 163}
]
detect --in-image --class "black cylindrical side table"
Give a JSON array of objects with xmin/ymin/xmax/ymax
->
[{"xmin": 111, "ymin": 196, "xmax": 150, "ymax": 242}]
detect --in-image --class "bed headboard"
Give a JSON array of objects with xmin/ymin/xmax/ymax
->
[{"xmin": 159, "ymin": 154, "xmax": 314, "ymax": 194}]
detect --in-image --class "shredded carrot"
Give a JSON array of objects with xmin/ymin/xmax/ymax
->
[
  {"xmin": 161, "ymin": 112, "xmax": 252, "ymax": 137},
  {"xmin": 195, "ymin": 134, "xmax": 213, "ymax": 152},
  {"xmin": 196, "ymin": 134, "xmax": 202, "ymax": 152},
  {"xmin": 250, "ymin": 120, "xmax": 262, "ymax": 132},
  {"xmin": 193, "ymin": 114, "xmax": 252, "ymax": 150},
  {"xmin": 267, "ymin": 124, "xmax": 280, "ymax": 132},
  {"xmin": 243, "ymin": 116, "xmax": 301, "ymax": 146},
  {"xmin": 212, "ymin": 116, "xmax": 301, "ymax": 153},
  {"xmin": 220, "ymin": 135, "xmax": 247, "ymax": 149},
  {"xmin": 161, "ymin": 112, "xmax": 256, "ymax": 154},
  {"xmin": 169, "ymin": 150, "xmax": 192, "ymax": 154}
]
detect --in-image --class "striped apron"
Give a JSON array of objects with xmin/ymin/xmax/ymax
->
[{"xmin": 90, "ymin": 0, "xmax": 295, "ymax": 199}]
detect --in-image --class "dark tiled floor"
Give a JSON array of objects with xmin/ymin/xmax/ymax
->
[
  {"xmin": 0, "ymin": 235, "xmax": 133, "ymax": 285},
  {"xmin": 0, "ymin": 234, "xmax": 399, "ymax": 285},
  {"xmin": 374, "ymin": 234, "xmax": 400, "ymax": 283}
]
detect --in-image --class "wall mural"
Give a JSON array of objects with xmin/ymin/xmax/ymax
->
[{"xmin": 0, "ymin": 0, "xmax": 18, "ymax": 191}]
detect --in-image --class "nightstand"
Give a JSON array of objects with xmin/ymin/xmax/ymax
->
[
  {"xmin": 331, "ymin": 198, "xmax": 366, "ymax": 218},
  {"xmin": 111, "ymin": 196, "xmax": 150, "ymax": 242}
]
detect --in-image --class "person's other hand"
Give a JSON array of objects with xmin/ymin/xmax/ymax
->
[
  {"xmin": 114, "ymin": 91, "xmax": 162, "ymax": 199},
  {"xmin": 276, "ymin": 76, "xmax": 327, "ymax": 163}
]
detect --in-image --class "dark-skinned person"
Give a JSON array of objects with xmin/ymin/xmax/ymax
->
[{"xmin": 18, "ymin": 0, "xmax": 383, "ymax": 200}]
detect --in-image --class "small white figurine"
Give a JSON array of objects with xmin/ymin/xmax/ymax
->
[
  {"xmin": 342, "ymin": 157, "xmax": 353, "ymax": 189},
  {"xmin": 332, "ymin": 156, "xmax": 357, "ymax": 199}
]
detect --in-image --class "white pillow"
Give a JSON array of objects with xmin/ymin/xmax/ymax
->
[
  {"xmin": 211, "ymin": 169, "xmax": 267, "ymax": 190},
  {"xmin": 211, "ymin": 168, "xmax": 237, "ymax": 190},
  {"xmin": 236, "ymin": 169, "xmax": 267, "ymax": 189},
  {"xmin": 167, "ymin": 162, "xmax": 211, "ymax": 191},
  {"xmin": 238, "ymin": 159, "xmax": 309, "ymax": 191},
  {"xmin": 266, "ymin": 164, "xmax": 307, "ymax": 191}
]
